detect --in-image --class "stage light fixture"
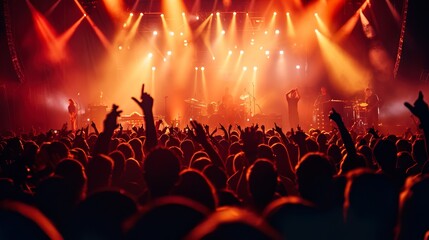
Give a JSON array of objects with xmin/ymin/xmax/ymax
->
[
  {"xmin": 167, "ymin": 51, "xmax": 172, "ymax": 56},
  {"xmin": 148, "ymin": 53, "xmax": 153, "ymax": 58},
  {"xmin": 228, "ymin": 50, "xmax": 233, "ymax": 55},
  {"xmin": 296, "ymin": 65, "xmax": 301, "ymax": 69},
  {"xmin": 140, "ymin": 13, "xmax": 143, "ymax": 16},
  {"xmin": 130, "ymin": 13, "xmax": 133, "ymax": 17},
  {"xmin": 152, "ymin": 66, "xmax": 156, "ymax": 71},
  {"xmin": 78, "ymin": 0, "xmax": 97, "ymax": 10},
  {"xmin": 221, "ymin": 30, "xmax": 226, "ymax": 35},
  {"xmin": 253, "ymin": 66, "xmax": 258, "ymax": 71},
  {"xmin": 118, "ymin": 45, "xmax": 123, "ymax": 50},
  {"xmin": 160, "ymin": 14, "xmax": 164, "ymax": 18},
  {"xmin": 153, "ymin": 31, "xmax": 158, "ymax": 36},
  {"xmin": 216, "ymin": 12, "xmax": 220, "ymax": 17},
  {"xmin": 195, "ymin": 67, "xmax": 198, "ymax": 71},
  {"xmin": 170, "ymin": 32, "xmax": 175, "ymax": 36},
  {"xmin": 275, "ymin": 29, "xmax": 280, "ymax": 35},
  {"xmin": 279, "ymin": 50, "xmax": 284, "ymax": 55},
  {"xmin": 240, "ymin": 50, "xmax": 244, "ymax": 55},
  {"xmin": 243, "ymin": 66, "xmax": 248, "ymax": 71},
  {"xmin": 201, "ymin": 67, "xmax": 205, "ymax": 71},
  {"xmin": 273, "ymin": 12, "xmax": 277, "ymax": 16},
  {"xmin": 233, "ymin": 12, "xmax": 237, "ymax": 15}
]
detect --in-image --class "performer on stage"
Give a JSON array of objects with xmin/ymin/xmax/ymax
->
[
  {"xmin": 68, "ymin": 98, "xmax": 77, "ymax": 132},
  {"xmin": 313, "ymin": 87, "xmax": 332, "ymax": 130},
  {"xmin": 365, "ymin": 87, "xmax": 380, "ymax": 128},
  {"xmin": 286, "ymin": 88, "xmax": 300, "ymax": 128},
  {"xmin": 313, "ymin": 87, "xmax": 331, "ymax": 108}
]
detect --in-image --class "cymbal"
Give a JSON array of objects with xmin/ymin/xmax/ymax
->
[
  {"xmin": 358, "ymin": 103, "xmax": 368, "ymax": 107},
  {"xmin": 184, "ymin": 98, "xmax": 199, "ymax": 103},
  {"xmin": 240, "ymin": 94, "xmax": 249, "ymax": 100},
  {"xmin": 185, "ymin": 98, "xmax": 206, "ymax": 108}
]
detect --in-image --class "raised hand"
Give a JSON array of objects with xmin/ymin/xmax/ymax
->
[
  {"xmin": 104, "ymin": 104, "xmax": 122, "ymax": 133},
  {"xmin": 210, "ymin": 128, "xmax": 218, "ymax": 137},
  {"xmin": 240, "ymin": 125, "xmax": 260, "ymax": 163},
  {"xmin": 404, "ymin": 91, "xmax": 429, "ymax": 124},
  {"xmin": 329, "ymin": 108, "xmax": 343, "ymax": 124},
  {"xmin": 274, "ymin": 122, "xmax": 283, "ymax": 134},
  {"xmin": 189, "ymin": 120, "xmax": 209, "ymax": 145},
  {"xmin": 132, "ymin": 84, "xmax": 154, "ymax": 115}
]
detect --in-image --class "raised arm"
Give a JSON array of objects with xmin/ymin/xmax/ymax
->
[
  {"xmin": 329, "ymin": 108, "xmax": 356, "ymax": 156},
  {"xmin": 189, "ymin": 120, "xmax": 225, "ymax": 170},
  {"xmin": 404, "ymin": 91, "xmax": 429, "ymax": 157},
  {"xmin": 132, "ymin": 84, "xmax": 158, "ymax": 152},
  {"xmin": 329, "ymin": 108, "xmax": 356, "ymax": 157},
  {"xmin": 93, "ymin": 104, "xmax": 122, "ymax": 155}
]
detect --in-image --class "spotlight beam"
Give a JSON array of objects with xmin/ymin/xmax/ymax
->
[{"xmin": 74, "ymin": 0, "xmax": 111, "ymax": 50}]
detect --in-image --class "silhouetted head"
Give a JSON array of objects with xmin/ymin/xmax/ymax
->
[
  {"xmin": 128, "ymin": 138, "xmax": 144, "ymax": 162},
  {"xmin": 228, "ymin": 141, "xmax": 242, "ymax": 156},
  {"xmin": 396, "ymin": 151, "xmax": 414, "ymax": 174},
  {"xmin": 271, "ymin": 142, "xmax": 294, "ymax": 180},
  {"xmin": 327, "ymin": 144, "xmax": 343, "ymax": 169},
  {"xmin": 397, "ymin": 175, "xmax": 429, "ymax": 240},
  {"xmin": 339, "ymin": 153, "xmax": 367, "ymax": 175},
  {"xmin": 125, "ymin": 196, "xmax": 209, "ymax": 240},
  {"xmin": 373, "ymin": 139, "xmax": 397, "ymax": 172},
  {"xmin": 305, "ymin": 138, "xmax": 319, "ymax": 153},
  {"xmin": 247, "ymin": 159, "xmax": 278, "ymax": 212},
  {"xmin": 186, "ymin": 207, "xmax": 280, "ymax": 240},
  {"xmin": 412, "ymin": 139, "xmax": 428, "ymax": 164},
  {"xmin": 70, "ymin": 147, "xmax": 88, "ymax": 168},
  {"xmin": 396, "ymin": 139, "xmax": 411, "ymax": 153},
  {"xmin": 179, "ymin": 139, "xmax": 194, "ymax": 166},
  {"xmin": 55, "ymin": 158, "xmax": 87, "ymax": 201},
  {"xmin": 191, "ymin": 157, "xmax": 212, "ymax": 172},
  {"xmin": 143, "ymin": 148, "xmax": 180, "ymax": 198},
  {"xmin": 0, "ymin": 201, "xmax": 62, "ymax": 240},
  {"xmin": 264, "ymin": 196, "xmax": 324, "ymax": 240},
  {"xmin": 295, "ymin": 152, "xmax": 335, "ymax": 208},
  {"xmin": 86, "ymin": 154, "xmax": 114, "ymax": 194},
  {"xmin": 108, "ymin": 150, "xmax": 126, "ymax": 187},
  {"xmin": 117, "ymin": 142, "xmax": 135, "ymax": 160},
  {"xmin": 257, "ymin": 144, "xmax": 275, "ymax": 161},
  {"xmin": 203, "ymin": 164, "xmax": 228, "ymax": 190},
  {"xmin": 174, "ymin": 169, "xmax": 217, "ymax": 211},
  {"xmin": 344, "ymin": 169, "xmax": 398, "ymax": 240},
  {"xmin": 66, "ymin": 190, "xmax": 137, "ymax": 240}
]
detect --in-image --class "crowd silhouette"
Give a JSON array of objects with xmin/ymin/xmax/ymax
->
[{"xmin": 0, "ymin": 84, "xmax": 428, "ymax": 240}]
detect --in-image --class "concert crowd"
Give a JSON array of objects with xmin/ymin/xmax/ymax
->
[{"xmin": 0, "ymin": 84, "xmax": 428, "ymax": 240}]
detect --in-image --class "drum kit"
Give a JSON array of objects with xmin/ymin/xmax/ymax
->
[
  {"xmin": 184, "ymin": 96, "xmax": 250, "ymax": 126},
  {"xmin": 314, "ymin": 100, "xmax": 370, "ymax": 130}
]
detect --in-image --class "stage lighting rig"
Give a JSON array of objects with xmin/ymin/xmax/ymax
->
[{"xmin": 78, "ymin": 0, "xmax": 97, "ymax": 10}]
